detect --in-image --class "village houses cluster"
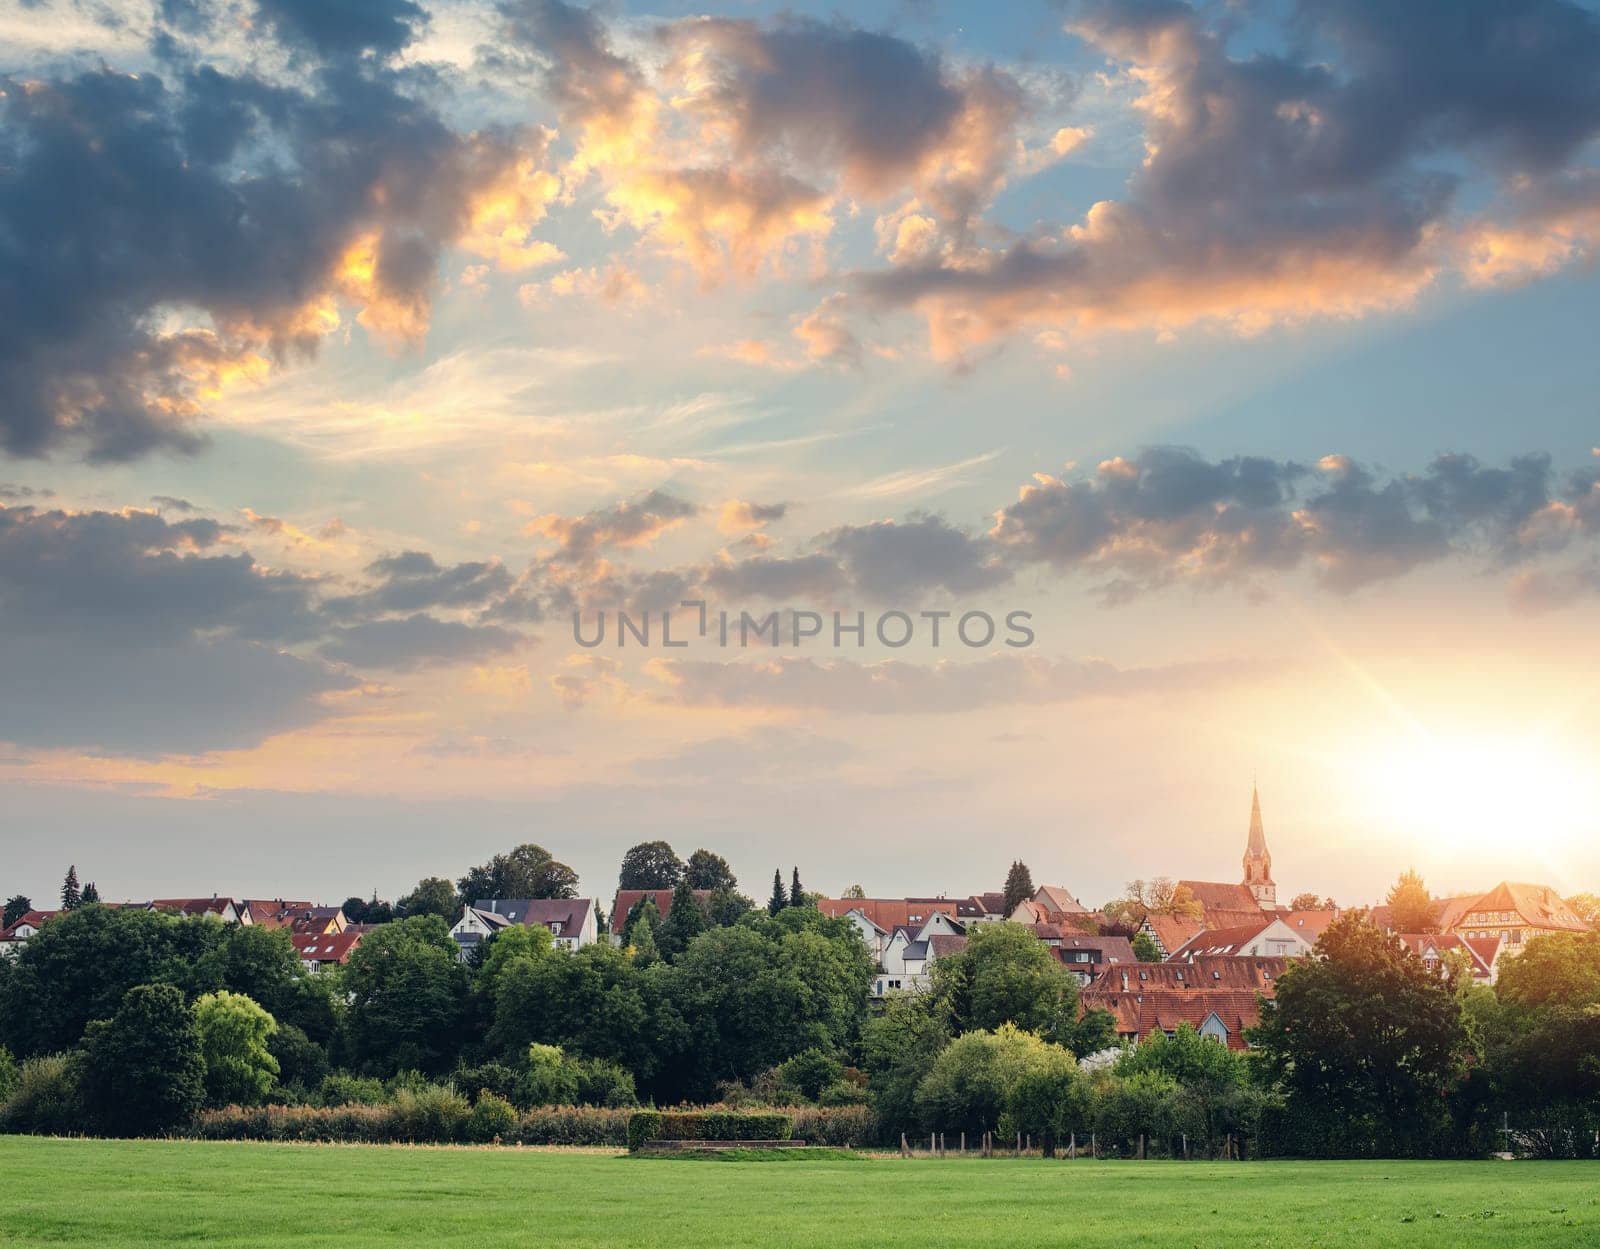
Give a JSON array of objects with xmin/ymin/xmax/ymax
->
[{"xmin": 3, "ymin": 788, "xmax": 1588, "ymax": 1052}]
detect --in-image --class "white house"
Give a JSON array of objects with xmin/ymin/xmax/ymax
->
[
  {"xmin": 450, "ymin": 897, "xmax": 599, "ymax": 960},
  {"xmin": 1167, "ymin": 916, "xmax": 1313, "ymax": 961}
]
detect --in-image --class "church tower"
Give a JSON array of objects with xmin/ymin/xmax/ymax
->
[{"xmin": 1242, "ymin": 785, "xmax": 1275, "ymax": 908}]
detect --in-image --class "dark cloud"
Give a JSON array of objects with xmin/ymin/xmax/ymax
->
[
  {"xmin": 0, "ymin": 52, "xmax": 546, "ymax": 461},
  {"xmin": 990, "ymin": 446, "xmax": 1594, "ymax": 599},
  {"xmin": 327, "ymin": 550, "xmax": 515, "ymax": 616},
  {"xmin": 255, "ymin": 0, "xmax": 427, "ymax": 59},
  {"xmin": 858, "ymin": 0, "xmax": 1600, "ymax": 357},
  {"xmin": 320, "ymin": 614, "xmax": 524, "ymax": 670},
  {"xmin": 528, "ymin": 490, "xmax": 699, "ymax": 563}
]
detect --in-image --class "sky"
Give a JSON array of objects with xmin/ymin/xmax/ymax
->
[{"xmin": 2, "ymin": 0, "xmax": 1599, "ymax": 914}]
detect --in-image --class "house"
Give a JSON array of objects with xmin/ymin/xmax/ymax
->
[
  {"xmin": 148, "ymin": 897, "xmax": 245, "ymax": 924},
  {"xmin": 0, "ymin": 909, "xmax": 60, "ymax": 957},
  {"xmin": 1053, "ymin": 934, "xmax": 1138, "ymax": 986},
  {"xmin": 869, "ymin": 911, "xmax": 975, "ymax": 996},
  {"xmin": 609, "ymin": 889, "xmax": 712, "ymax": 941},
  {"xmin": 1396, "ymin": 932, "xmax": 1499, "ymax": 983},
  {"xmin": 291, "ymin": 931, "xmax": 363, "ymax": 973},
  {"xmin": 451, "ymin": 898, "xmax": 599, "ymax": 960},
  {"xmin": 1082, "ymin": 985, "xmax": 1268, "ymax": 1050},
  {"xmin": 1279, "ymin": 909, "xmax": 1339, "ymax": 945},
  {"xmin": 1007, "ymin": 884, "xmax": 1089, "ymax": 923},
  {"xmin": 1167, "ymin": 916, "xmax": 1314, "ymax": 961},
  {"xmin": 1140, "ymin": 913, "xmax": 1206, "ymax": 959},
  {"xmin": 1447, "ymin": 882, "xmax": 1588, "ymax": 952},
  {"xmin": 1093, "ymin": 956, "xmax": 1289, "ymax": 996},
  {"xmin": 289, "ymin": 906, "xmax": 348, "ymax": 935},
  {"xmin": 240, "ymin": 900, "xmax": 315, "ymax": 928},
  {"xmin": 818, "ymin": 896, "xmax": 981, "ymax": 968}
]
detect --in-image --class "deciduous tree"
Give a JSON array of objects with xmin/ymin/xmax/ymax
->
[
  {"xmin": 457, "ymin": 844, "xmax": 579, "ymax": 903},
  {"xmin": 193, "ymin": 990, "xmax": 279, "ymax": 1107},
  {"xmin": 616, "ymin": 841, "xmax": 683, "ymax": 891},
  {"xmin": 684, "ymin": 849, "xmax": 736, "ymax": 891},
  {"xmin": 80, "ymin": 983, "xmax": 204, "ymax": 1136}
]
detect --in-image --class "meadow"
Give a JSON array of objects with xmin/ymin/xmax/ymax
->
[{"xmin": 3, "ymin": 1137, "xmax": 1598, "ymax": 1248}]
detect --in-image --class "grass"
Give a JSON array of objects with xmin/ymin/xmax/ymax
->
[{"xmin": 3, "ymin": 1136, "xmax": 1598, "ymax": 1248}]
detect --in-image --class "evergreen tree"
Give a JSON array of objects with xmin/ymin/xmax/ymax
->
[
  {"xmin": 80, "ymin": 882, "xmax": 101, "ymax": 905},
  {"xmin": 1132, "ymin": 931, "xmax": 1162, "ymax": 963},
  {"xmin": 624, "ymin": 896, "xmax": 661, "ymax": 948},
  {"xmin": 657, "ymin": 878, "xmax": 707, "ymax": 959},
  {"xmin": 60, "ymin": 866, "xmax": 81, "ymax": 911},
  {"xmin": 767, "ymin": 870, "xmax": 787, "ymax": 916},
  {"xmin": 1002, "ymin": 860, "xmax": 1034, "ymax": 916},
  {"xmin": 789, "ymin": 867, "xmax": 806, "ymax": 908},
  {"xmin": 2, "ymin": 895, "xmax": 31, "ymax": 929},
  {"xmin": 628, "ymin": 912, "xmax": 662, "ymax": 967}
]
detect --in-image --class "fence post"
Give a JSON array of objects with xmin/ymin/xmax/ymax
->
[
  {"xmin": 1015, "ymin": 1131, "xmax": 1022, "ymax": 1156},
  {"xmin": 1068, "ymin": 1131, "xmax": 1076, "ymax": 1159},
  {"xmin": 1138, "ymin": 1134, "xmax": 1146, "ymax": 1160},
  {"xmin": 984, "ymin": 1131, "xmax": 992, "ymax": 1158},
  {"xmin": 901, "ymin": 1132, "xmax": 909, "ymax": 1158},
  {"xmin": 1091, "ymin": 1132, "xmax": 1097, "ymax": 1159},
  {"xmin": 1182, "ymin": 1133, "xmax": 1188, "ymax": 1161},
  {"xmin": 939, "ymin": 1133, "xmax": 946, "ymax": 1158},
  {"xmin": 960, "ymin": 1131, "xmax": 966, "ymax": 1154}
]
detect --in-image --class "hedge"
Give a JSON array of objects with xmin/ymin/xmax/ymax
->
[{"xmin": 628, "ymin": 1110, "xmax": 793, "ymax": 1151}]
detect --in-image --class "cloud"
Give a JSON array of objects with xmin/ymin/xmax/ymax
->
[
  {"xmin": 319, "ymin": 613, "xmax": 524, "ymax": 670},
  {"xmin": 327, "ymin": 550, "xmax": 514, "ymax": 616},
  {"xmin": 989, "ymin": 446, "xmax": 1597, "ymax": 599},
  {"xmin": 717, "ymin": 499, "xmax": 787, "ymax": 534},
  {"xmin": 499, "ymin": 4, "xmax": 1036, "ymax": 279},
  {"xmin": 0, "ymin": 501, "xmax": 351, "ymax": 753},
  {"xmin": 254, "ymin": 0, "xmax": 427, "ymax": 59},
  {"xmin": 0, "ymin": 48, "xmax": 557, "ymax": 460},
  {"xmin": 527, "ymin": 489, "xmax": 699, "ymax": 562},
  {"xmin": 639, "ymin": 651, "xmax": 1249, "ymax": 714},
  {"xmin": 856, "ymin": 0, "xmax": 1600, "ymax": 360}
]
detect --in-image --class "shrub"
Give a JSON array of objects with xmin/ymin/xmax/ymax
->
[
  {"xmin": 777, "ymin": 1048, "xmax": 845, "ymax": 1102},
  {"xmin": 391, "ymin": 1084, "xmax": 470, "ymax": 1143},
  {"xmin": 629, "ymin": 1109, "xmax": 793, "ymax": 1150},
  {"xmin": 317, "ymin": 1072, "xmax": 388, "ymax": 1106},
  {"xmin": 817, "ymin": 1080, "xmax": 869, "ymax": 1108},
  {"xmin": 467, "ymin": 1090, "xmax": 518, "ymax": 1143},
  {"xmin": 0, "ymin": 1053, "xmax": 82, "ymax": 1135},
  {"xmin": 517, "ymin": 1043, "xmax": 580, "ymax": 1107},
  {"xmin": 574, "ymin": 1058, "xmax": 638, "ymax": 1108},
  {"xmin": 0, "ymin": 1045, "xmax": 18, "ymax": 1104},
  {"xmin": 790, "ymin": 1104, "xmax": 879, "ymax": 1146},
  {"xmin": 454, "ymin": 1062, "xmax": 519, "ymax": 1105},
  {"xmin": 515, "ymin": 1105, "xmax": 634, "ymax": 1146}
]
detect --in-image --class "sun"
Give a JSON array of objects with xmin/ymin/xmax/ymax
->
[{"xmin": 1357, "ymin": 728, "xmax": 1598, "ymax": 857}]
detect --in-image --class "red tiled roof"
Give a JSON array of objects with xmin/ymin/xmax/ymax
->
[
  {"xmin": 150, "ymin": 897, "xmax": 237, "ymax": 916},
  {"xmin": 927, "ymin": 934, "xmax": 968, "ymax": 960},
  {"xmin": 816, "ymin": 897, "xmax": 969, "ymax": 933},
  {"xmin": 611, "ymin": 888, "xmax": 712, "ymax": 935},
  {"xmin": 1179, "ymin": 881, "xmax": 1261, "ymax": 916},
  {"xmin": 291, "ymin": 932, "xmax": 363, "ymax": 964},
  {"xmin": 1145, "ymin": 914, "xmax": 1204, "ymax": 955},
  {"xmin": 1167, "ymin": 921, "xmax": 1280, "ymax": 961},
  {"xmin": 1, "ymin": 909, "xmax": 60, "ymax": 940},
  {"xmin": 1093, "ymin": 956, "xmax": 1288, "ymax": 994},
  {"xmin": 1279, "ymin": 910, "xmax": 1339, "ymax": 942},
  {"xmin": 1081, "ymin": 986, "xmax": 1267, "ymax": 1050}
]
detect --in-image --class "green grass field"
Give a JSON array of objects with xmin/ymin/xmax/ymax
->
[{"xmin": 3, "ymin": 1137, "xmax": 1597, "ymax": 1248}]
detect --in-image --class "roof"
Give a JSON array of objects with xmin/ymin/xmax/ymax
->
[
  {"xmin": 1178, "ymin": 880, "xmax": 1263, "ymax": 916},
  {"xmin": 1145, "ymin": 914, "xmax": 1205, "ymax": 955},
  {"xmin": 241, "ymin": 900, "xmax": 315, "ymax": 928},
  {"xmin": 1396, "ymin": 932, "xmax": 1496, "ymax": 979},
  {"xmin": 815, "ymin": 897, "xmax": 971, "ymax": 932},
  {"xmin": 1468, "ymin": 882, "xmax": 1588, "ymax": 931},
  {"xmin": 1279, "ymin": 910, "xmax": 1338, "ymax": 942},
  {"xmin": 1056, "ymin": 934, "xmax": 1137, "ymax": 963},
  {"xmin": 149, "ymin": 897, "xmax": 237, "ymax": 916},
  {"xmin": 902, "ymin": 940, "xmax": 930, "ymax": 961},
  {"xmin": 1, "ymin": 909, "xmax": 60, "ymax": 940},
  {"xmin": 290, "ymin": 932, "xmax": 363, "ymax": 964},
  {"xmin": 1034, "ymin": 885, "xmax": 1088, "ymax": 915},
  {"xmin": 1168, "ymin": 920, "xmax": 1285, "ymax": 961},
  {"xmin": 1245, "ymin": 786, "xmax": 1269, "ymax": 860},
  {"xmin": 472, "ymin": 898, "xmax": 593, "ymax": 935},
  {"xmin": 610, "ymin": 888, "xmax": 711, "ymax": 935},
  {"xmin": 1093, "ymin": 956, "xmax": 1288, "ymax": 994},
  {"xmin": 972, "ymin": 892, "xmax": 1008, "ymax": 916},
  {"xmin": 1081, "ymin": 986, "xmax": 1267, "ymax": 1050},
  {"xmin": 927, "ymin": 933, "xmax": 968, "ymax": 960}
]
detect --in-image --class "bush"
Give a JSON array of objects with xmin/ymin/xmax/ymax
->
[
  {"xmin": 515, "ymin": 1105, "xmax": 634, "ymax": 1146},
  {"xmin": 0, "ymin": 1053, "xmax": 82, "ymax": 1135},
  {"xmin": 629, "ymin": 1109, "xmax": 793, "ymax": 1150},
  {"xmin": 467, "ymin": 1090, "xmax": 518, "ymax": 1143},
  {"xmin": 574, "ymin": 1058, "xmax": 638, "ymax": 1108},
  {"xmin": 777, "ymin": 1048, "xmax": 844, "ymax": 1102},
  {"xmin": 268, "ymin": 1025, "xmax": 328, "ymax": 1095},
  {"xmin": 454, "ymin": 1062, "xmax": 519, "ymax": 1105},
  {"xmin": 317, "ymin": 1072, "xmax": 388, "ymax": 1106},
  {"xmin": 0, "ymin": 1045, "xmax": 17, "ymax": 1104},
  {"xmin": 391, "ymin": 1084, "xmax": 470, "ymax": 1143},
  {"xmin": 817, "ymin": 1080, "xmax": 869, "ymax": 1108},
  {"xmin": 790, "ymin": 1104, "xmax": 879, "ymax": 1146}
]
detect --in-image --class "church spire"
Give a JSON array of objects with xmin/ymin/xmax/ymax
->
[{"xmin": 1242, "ymin": 784, "xmax": 1275, "ymax": 908}]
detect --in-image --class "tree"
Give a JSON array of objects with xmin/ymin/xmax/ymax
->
[
  {"xmin": 60, "ymin": 866, "xmax": 81, "ymax": 911},
  {"xmin": 1251, "ymin": 913, "xmax": 1469, "ymax": 1154},
  {"xmin": 457, "ymin": 843, "xmax": 579, "ymax": 904},
  {"xmin": 80, "ymin": 882, "xmax": 100, "ymax": 905},
  {"xmin": 361, "ymin": 894, "xmax": 395, "ymax": 924},
  {"xmin": 193, "ymin": 991, "xmax": 279, "ymax": 1107},
  {"xmin": 1565, "ymin": 892, "xmax": 1600, "ymax": 925},
  {"xmin": 1385, "ymin": 868, "xmax": 1437, "ymax": 933},
  {"xmin": 656, "ymin": 878, "xmax": 707, "ymax": 959},
  {"xmin": 1494, "ymin": 930, "xmax": 1600, "ymax": 1011},
  {"xmin": 777, "ymin": 1047, "xmax": 844, "ymax": 1102},
  {"xmin": 1003, "ymin": 1042, "xmax": 1087, "ymax": 1155},
  {"xmin": 842, "ymin": 884, "xmax": 867, "ymax": 900},
  {"xmin": 684, "ymin": 849, "xmax": 737, "ymax": 891},
  {"xmin": 476, "ymin": 924, "xmax": 555, "ymax": 1005},
  {"xmin": 1131, "ymin": 931, "xmax": 1162, "ymax": 963},
  {"xmin": 617, "ymin": 841, "xmax": 683, "ymax": 892},
  {"xmin": 861, "ymin": 993, "xmax": 949, "ymax": 1135},
  {"xmin": 767, "ymin": 870, "xmax": 787, "ymax": 916},
  {"xmin": 706, "ymin": 885, "xmax": 753, "ymax": 928},
  {"xmin": 342, "ymin": 916, "xmax": 469, "ymax": 1075},
  {"xmin": 932, "ymin": 922, "xmax": 1085, "ymax": 1043},
  {"xmin": 398, "ymin": 876, "xmax": 459, "ymax": 921},
  {"xmin": 341, "ymin": 895, "xmax": 370, "ymax": 923},
  {"xmin": 789, "ymin": 867, "xmax": 807, "ymax": 908},
  {"xmin": 80, "ymin": 983, "xmax": 204, "ymax": 1136},
  {"xmin": 1103, "ymin": 878, "xmax": 1202, "ymax": 928},
  {"xmin": 1002, "ymin": 860, "xmax": 1034, "ymax": 916},
  {"xmin": 2, "ymin": 896, "xmax": 30, "ymax": 929},
  {"xmin": 627, "ymin": 907, "xmax": 662, "ymax": 967},
  {"xmin": 1289, "ymin": 892, "xmax": 1325, "ymax": 912},
  {"xmin": 914, "ymin": 1024, "xmax": 1066, "ymax": 1136}
]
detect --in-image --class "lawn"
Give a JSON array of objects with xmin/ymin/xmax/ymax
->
[{"xmin": 3, "ymin": 1137, "xmax": 1597, "ymax": 1249}]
